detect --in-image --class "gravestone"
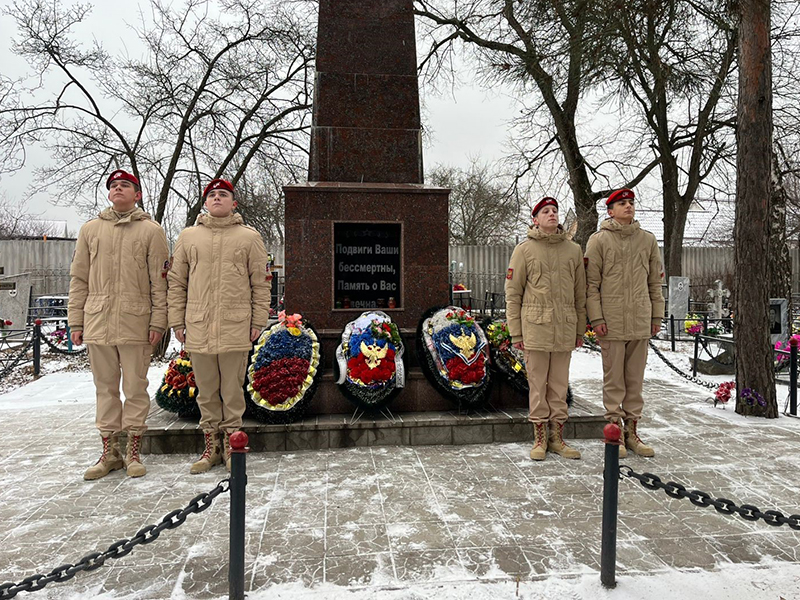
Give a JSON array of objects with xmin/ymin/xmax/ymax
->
[
  {"xmin": 0, "ymin": 273, "xmax": 31, "ymax": 330},
  {"xmin": 284, "ymin": 0, "xmax": 450, "ymax": 332},
  {"xmin": 669, "ymin": 276, "xmax": 690, "ymax": 318},
  {"xmin": 769, "ymin": 298, "xmax": 789, "ymax": 344}
]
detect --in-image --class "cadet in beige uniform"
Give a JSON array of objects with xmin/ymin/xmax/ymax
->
[
  {"xmin": 69, "ymin": 169, "xmax": 170, "ymax": 480},
  {"xmin": 168, "ymin": 178, "xmax": 271, "ymax": 473},
  {"xmin": 585, "ymin": 188, "xmax": 665, "ymax": 457},
  {"xmin": 505, "ymin": 197, "xmax": 587, "ymax": 461}
]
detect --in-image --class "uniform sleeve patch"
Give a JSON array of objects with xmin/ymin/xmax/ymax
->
[
  {"xmin": 265, "ymin": 265, "xmax": 273, "ymax": 282},
  {"xmin": 506, "ymin": 268, "xmax": 513, "ymax": 280},
  {"xmin": 161, "ymin": 258, "xmax": 172, "ymax": 279}
]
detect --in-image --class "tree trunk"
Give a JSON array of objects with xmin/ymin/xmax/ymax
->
[{"xmin": 734, "ymin": 0, "xmax": 776, "ymax": 418}]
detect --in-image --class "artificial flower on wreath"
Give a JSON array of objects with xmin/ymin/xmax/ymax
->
[
  {"xmin": 155, "ymin": 350, "xmax": 200, "ymax": 418},
  {"xmin": 483, "ymin": 318, "xmax": 574, "ymax": 405},
  {"xmin": 246, "ymin": 311, "xmax": 321, "ymax": 424},
  {"xmin": 335, "ymin": 311, "xmax": 405, "ymax": 411},
  {"xmin": 418, "ymin": 306, "xmax": 491, "ymax": 408}
]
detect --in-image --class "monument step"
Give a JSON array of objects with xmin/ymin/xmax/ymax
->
[{"xmin": 138, "ymin": 397, "xmax": 605, "ymax": 454}]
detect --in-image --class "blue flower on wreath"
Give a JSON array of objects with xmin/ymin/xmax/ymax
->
[
  {"xmin": 433, "ymin": 323, "xmax": 483, "ymax": 364},
  {"xmin": 254, "ymin": 329, "xmax": 312, "ymax": 370},
  {"xmin": 349, "ymin": 331, "xmax": 394, "ymax": 358}
]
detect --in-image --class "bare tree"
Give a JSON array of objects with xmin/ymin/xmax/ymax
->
[
  {"xmin": 0, "ymin": 0, "xmax": 314, "ymax": 232},
  {"xmin": 604, "ymin": 0, "xmax": 738, "ymax": 279},
  {"xmin": 414, "ymin": 0, "xmax": 660, "ymax": 248},
  {"xmin": 428, "ymin": 160, "xmax": 520, "ymax": 245},
  {"xmin": 0, "ymin": 193, "xmax": 64, "ymax": 239},
  {"xmin": 734, "ymin": 0, "xmax": 776, "ymax": 418}
]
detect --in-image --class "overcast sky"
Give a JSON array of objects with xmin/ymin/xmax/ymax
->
[{"xmin": 0, "ymin": 1, "xmax": 519, "ymax": 234}]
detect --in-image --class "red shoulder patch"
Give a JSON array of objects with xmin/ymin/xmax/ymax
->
[{"xmin": 506, "ymin": 268, "xmax": 513, "ymax": 280}]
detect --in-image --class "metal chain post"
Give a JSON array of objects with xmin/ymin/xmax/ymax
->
[
  {"xmin": 32, "ymin": 321, "xmax": 41, "ymax": 376},
  {"xmin": 600, "ymin": 423, "xmax": 621, "ymax": 589},
  {"xmin": 228, "ymin": 431, "xmax": 249, "ymax": 600}
]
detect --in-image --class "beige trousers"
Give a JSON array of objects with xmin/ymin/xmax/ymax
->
[
  {"xmin": 191, "ymin": 351, "xmax": 249, "ymax": 433},
  {"xmin": 524, "ymin": 350, "xmax": 571, "ymax": 424},
  {"xmin": 87, "ymin": 344, "xmax": 152, "ymax": 436},
  {"xmin": 599, "ymin": 339, "xmax": 649, "ymax": 421}
]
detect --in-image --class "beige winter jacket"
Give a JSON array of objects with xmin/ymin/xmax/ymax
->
[
  {"xmin": 68, "ymin": 207, "xmax": 170, "ymax": 345},
  {"xmin": 504, "ymin": 226, "xmax": 587, "ymax": 352},
  {"xmin": 168, "ymin": 213, "xmax": 271, "ymax": 354},
  {"xmin": 585, "ymin": 219, "xmax": 666, "ymax": 341}
]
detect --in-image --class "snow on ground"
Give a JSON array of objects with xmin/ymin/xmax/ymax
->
[{"xmin": 2, "ymin": 338, "xmax": 800, "ymax": 599}]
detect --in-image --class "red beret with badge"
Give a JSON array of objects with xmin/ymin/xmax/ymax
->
[
  {"xmin": 606, "ymin": 188, "xmax": 635, "ymax": 206},
  {"xmin": 106, "ymin": 169, "xmax": 140, "ymax": 189},
  {"xmin": 203, "ymin": 178, "xmax": 235, "ymax": 198},
  {"xmin": 532, "ymin": 196, "xmax": 558, "ymax": 218}
]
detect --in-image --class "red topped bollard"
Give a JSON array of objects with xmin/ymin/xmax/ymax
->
[
  {"xmin": 228, "ymin": 430, "xmax": 249, "ymax": 600},
  {"xmin": 600, "ymin": 421, "xmax": 622, "ymax": 589},
  {"xmin": 604, "ymin": 422, "xmax": 622, "ymax": 445}
]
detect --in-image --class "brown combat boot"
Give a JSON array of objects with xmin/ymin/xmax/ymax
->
[
  {"xmin": 624, "ymin": 419, "xmax": 655, "ymax": 457},
  {"xmin": 547, "ymin": 422, "xmax": 581, "ymax": 459},
  {"xmin": 612, "ymin": 418, "xmax": 627, "ymax": 459},
  {"xmin": 84, "ymin": 433, "xmax": 124, "ymax": 480},
  {"xmin": 190, "ymin": 430, "xmax": 223, "ymax": 474},
  {"xmin": 124, "ymin": 434, "xmax": 147, "ymax": 477},
  {"xmin": 222, "ymin": 431, "xmax": 233, "ymax": 472},
  {"xmin": 529, "ymin": 422, "xmax": 548, "ymax": 461}
]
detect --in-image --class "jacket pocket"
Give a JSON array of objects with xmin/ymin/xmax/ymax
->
[
  {"xmin": 527, "ymin": 259, "xmax": 542, "ymax": 287},
  {"xmin": 221, "ymin": 307, "xmax": 251, "ymax": 345},
  {"xmin": 185, "ymin": 308, "xmax": 208, "ymax": 348},
  {"xmin": 233, "ymin": 248, "xmax": 247, "ymax": 277},
  {"xmin": 83, "ymin": 295, "xmax": 107, "ymax": 340},
  {"xmin": 89, "ymin": 238, "xmax": 99, "ymax": 265},
  {"xmin": 134, "ymin": 240, "xmax": 147, "ymax": 269},
  {"xmin": 525, "ymin": 306, "xmax": 553, "ymax": 324},
  {"xmin": 119, "ymin": 298, "xmax": 151, "ymax": 341},
  {"xmin": 189, "ymin": 245, "xmax": 199, "ymax": 275}
]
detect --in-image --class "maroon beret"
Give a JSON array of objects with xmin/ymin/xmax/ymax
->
[
  {"xmin": 532, "ymin": 197, "xmax": 558, "ymax": 217},
  {"xmin": 606, "ymin": 188, "xmax": 635, "ymax": 206},
  {"xmin": 203, "ymin": 178, "xmax": 235, "ymax": 198},
  {"xmin": 106, "ymin": 169, "xmax": 140, "ymax": 189}
]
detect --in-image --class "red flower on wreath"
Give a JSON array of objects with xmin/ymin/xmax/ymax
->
[
  {"xmin": 252, "ymin": 357, "xmax": 310, "ymax": 406},
  {"xmin": 347, "ymin": 348, "xmax": 396, "ymax": 385},
  {"xmin": 187, "ymin": 371, "xmax": 196, "ymax": 388},
  {"xmin": 445, "ymin": 354, "xmax": 486, "ymax": 385},
  {"xmin": 172, "ymin": 373, "xmax": 187, "ymax": 390}
]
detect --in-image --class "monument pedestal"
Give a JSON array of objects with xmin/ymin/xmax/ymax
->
[{"xmin": 283, "ymin": 182, "xmax": 450, "ymax": 331}]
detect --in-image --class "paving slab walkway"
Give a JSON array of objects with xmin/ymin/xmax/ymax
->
[{"xmin": 0, "ymin": 349, "xmax": 799, "ymax": 599}]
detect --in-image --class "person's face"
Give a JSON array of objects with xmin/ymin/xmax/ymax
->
[
  {"xmin": 534, "ymin": 205, "xmax": 559, "ymax": 230},
  {"xmin": 107, "ymin": 180, "xmax": 141, "ymax": 212},
  {"xmin": 204, "ymin": 189, "xmax": 236, "ymax": 217},
  {"xmin": 608, "ymin": 198, "xmax": 635, "ymax": 224}
]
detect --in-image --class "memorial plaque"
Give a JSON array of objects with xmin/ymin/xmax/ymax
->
[{"xmin": 333, "ymin": 222, "xmax": 401, "ymax": 309}]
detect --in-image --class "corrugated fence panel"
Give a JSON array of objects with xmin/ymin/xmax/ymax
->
[
  {"xmin": 0, "ymin": 239, "xmax": 76, "ymax": 296},
  {"xmin": 2, "ymin": 241, "xmax": 797, "ymax": 297}
]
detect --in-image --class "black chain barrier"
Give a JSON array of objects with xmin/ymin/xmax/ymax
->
[
  {"xmin": 647, "ymin": 340, "xmax": 718, "ymax": 390},
  {"xmin": 619, "ymin": 465, "xmax": 800, "ymax": 530},
  {"xmin": 0, "ymin": 479, "xmax": 230, "ymax": 600},
  {"xmin": 0, "ymin": 336, "xmax": 35, "ymax": 381},
  {"xmin": 37, "ymin": 329, "xmax": 87, "ymax": 356}
]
